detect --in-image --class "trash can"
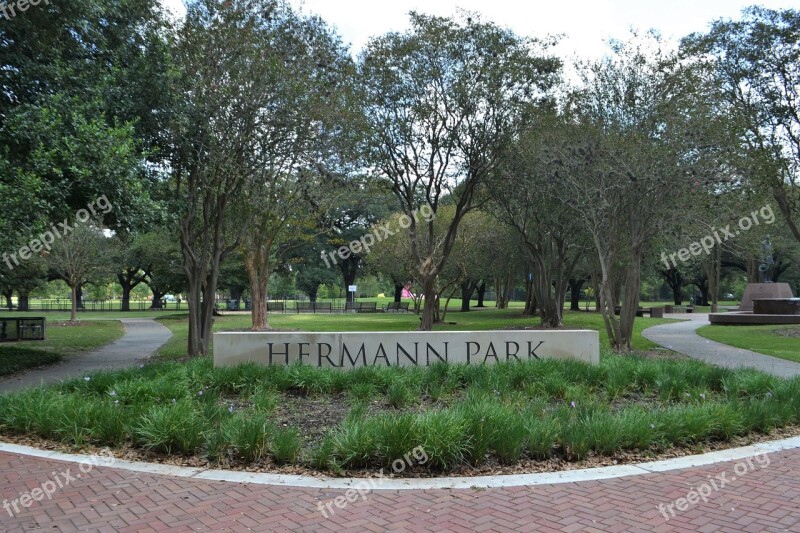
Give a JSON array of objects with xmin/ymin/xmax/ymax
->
[
  {"xmin": 244, "ymin": 299, "xmax": 251, "ymax": 311},
  {"xmin": 226, "ymin": 299, "xmax": 239, "ymax": 311}
]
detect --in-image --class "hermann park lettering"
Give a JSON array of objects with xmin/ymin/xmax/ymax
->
[{"xmin": 213, "ymin": 331, "xmax": 599, "ymax": 369}]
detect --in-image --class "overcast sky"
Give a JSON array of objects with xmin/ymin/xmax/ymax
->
[{"xmin": 163, "ymin": 1, "xmax": 796, "ymax": 59}]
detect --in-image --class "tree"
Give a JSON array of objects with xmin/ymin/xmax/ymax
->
[
  {"xmin": 0, "ymin": 0, "xmax": 169, "ymax": 237},
  {"xmin": 682, "ymin": 8, "xmax": 800, "ymax": 243},
  {"xmin": 319, "ymin": 178, "xmax": 397, "ymax": 304},
  {"xmin": 47, "ymin": 224, "xmax": 112, "ymax": 321},
  {"xmin": 560, "ymin": 34, "xmax": 722, "ymax": 351},
  {"xmin": 238, "ymin": 2, "xmax": 357, "ymax": 330},
  {"xmin": 127, "ymin": 232, "xmax": 186, "ymax": 309},
  {"xmin": 491, "ymin": 112, "xmax": 591, "ymax": 327},
  {"xmin": 169, "ymin": 0, "xmax": 301, "ymax": 355},
  {"xmin": 360, "ymin": 12, "xmax": 560, "ymax": 329},
  {"xmin": 294, "ymin": 240, "xmax": 339, "ymax": 303},
  {"xmin": 0, "ymin": 251, "xmax": 47, "ymax": 311}
]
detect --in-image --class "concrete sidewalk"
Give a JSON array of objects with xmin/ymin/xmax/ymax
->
[
  {"xmin": 0, "ymin": 318, "xmax": 172, "ymax": 394},
  {"xmin": 642, "ymin": 313, "xmax": 800, "ymax": 378}
]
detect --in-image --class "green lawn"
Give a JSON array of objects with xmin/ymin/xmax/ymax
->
[
  {"xmin": 155, "ymin": 309, "xmax": 675, "ymax": 360},
  {"xmin": 697, "ymin": 325, "xmax": 800, "ymax": 363},
  {"xmin": 31, "ymin": 320, "xmax": 125, "ymax": 354},
  {"xmin": 0, "ymin": 347, "xmax": 63, "ymax": 377},
  {"xmin": 0, "ymin": 320, "xmax": 124, "ymax": 376}
]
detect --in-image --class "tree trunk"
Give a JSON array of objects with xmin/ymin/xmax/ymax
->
[
  {"xmin": 568, "ymin": 278, "xmax": 585, "ymax": 311},
  {"xmin": 70, "ymin": 284, "xmax": 78, "ymax": 322},
  {"xmin": 339, "ymin": 256, "xmax": 359, "ymax": 304},
  {"xmin": 534, "ymin": 270, "xmax": 562, "ymax": 327},
  {"xmin": 693, "ymin": 279, "xmax": 710, "ymax": 307},
  {"xmin": 2, "ymin": 288, "xmax": 13, "ymax": 310},
  {"xmin": 150, "ymin": 290, "xmax": 165, "ymax": 309},
  {"xmin": 706, "ymin": 246, "xmax": 721, "ymax": 312},
  {"xmin": 393, "ymin": 282, "xmax": 403, "ymax": 303},
  {"xmin": 617, "ymin": 247, "xmax": 644, "ymax": 352},
  {"xmin": 523, "ymin": 276, "xmax": 534, "ymax": 315},
  {"xmin": 244, "ymin": 246, "xmax": 272, "ymax": 332},
  {"xmin": 17, "ymin": 291, "xmax": 30, "ymax": 312},
  {"xmin": 121, "ymin": 285, "xmax": 131, "ymax": 311},
  {"xmin": 308, "ymin": 285, "xmax": 319, "ymax": 303},
  {"xmin": 116, "ymin": 269, "xmax": 146, "ymax": 312},
  {"xmin": 419, "ymin": 277, "xmax": 437, "ymax": 330},
  {"xmin": 503, "ymin": 271, "xmax": 514, "ymax": 308},
  {"xmin": 186, "ymin": 276, "xmax": 203, "ymax": 357},
  {"xmin": 460, "ymin": 280, "xmax": 474, "ymax": 312},
  {"xmin": 76, "ymin": 285, "xmax": 85, "ymax": 309},
  {"xmin": 661, "ymin": 268, "xmax": 684, "ymax": 305},
  {"xmin": 184, "ymin": 251, "xmax": 222, "ymax": 358},
  {"xmin": 476, "ymin": 281, "xmax": 486, "ymax": 307},
  {"xmin": 596, "ymin": 245, "xmax": 624, "ymax": 351}
]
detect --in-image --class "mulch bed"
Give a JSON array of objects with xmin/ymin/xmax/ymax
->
[{"xmin": 4, "ymin": 424, "xmax": 799, "ymax": 479}]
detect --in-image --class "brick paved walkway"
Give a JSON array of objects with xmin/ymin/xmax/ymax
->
[{"xmin": 1, "ymin": 446, "xmax": 799, "ymax": 532}]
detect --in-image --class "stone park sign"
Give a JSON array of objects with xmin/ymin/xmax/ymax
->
[{"xmin": 213, "ymin": 331, "xmax": 600, "ymax": 369}]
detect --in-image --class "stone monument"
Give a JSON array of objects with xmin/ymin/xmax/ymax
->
[{"xmin": 710, "ymin": 236, "xmax": 800, "ymax": 325}]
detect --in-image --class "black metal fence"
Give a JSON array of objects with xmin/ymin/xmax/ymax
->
[
  {"xmin": 1, "ymin": 298, "xmax": 410, "ymax": 314},
  {"xmin": 218, "ymin": 299, "xmax": 404, "ymax": 314},
  {"xmin": 1, "ymin": 299, "xmax": 185, "ymax": 313}
]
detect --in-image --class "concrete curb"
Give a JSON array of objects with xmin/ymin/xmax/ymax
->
[{"xmin": 2, "ymin": 435, "xmax": 799, "ymax": 490}]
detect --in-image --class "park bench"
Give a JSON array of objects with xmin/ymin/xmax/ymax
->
[
  {"xmin": 614, "ymin": 306, "xmax": 664, "ymax": 318},
  {"xmin": 672, "ymin": 305, "xmax": 694, "ymax": 313},
  {"xmin": 384, "ymin": 302, "xmax": 410, "ymax": 313},
  {"xmin": 640, "ymin": 307, "xmax": 665, "ymax": 318},
  {"xmin": 343, "ymin": 302, "xmax": 377, "ymax": 313}
]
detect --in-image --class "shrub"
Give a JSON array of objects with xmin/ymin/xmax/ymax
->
[
  {"xmin": 376, "ymin": 413, "xmax": 419, "ymax": 465},
  {"xmin": 615, "ymin": 407, "xmax": 657, "ymax": 451},
  {"xmin": 526, "ymin": 415, "xmax": 559, "ymax": 459},
  {"xmin": 387, "ymin": 382, "xmax": 414, "ymax": 409},
  {"xmin": 226, "ymin": 413, "xmax": 273, "ymax": 463},
  {"xmin": 350, "ymin": 382, "xmax": 376, "ymax": 403},
  {"xmin": 416, "ymin": 410, "xmax": 469, "ymax": 470},
  {"xmin": 133, "ymin": 399, "xmax": 207, "ymax": 455},
  {"xmin": 271, "ymin": 427, "xmax": 302, "ymax": 464},
  {"xmin": 249, "ymin": 386, "xmax": 279, "ymax": 413},
  {"xmin": 308, "ymin": 434, "xmax": 337, "ymax": 471},
  {"xmin": 332, "ymin": 417, "xmax": 380, "ymax": 468}
]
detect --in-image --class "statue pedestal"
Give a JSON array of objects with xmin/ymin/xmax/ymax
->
[{"xmin": 738, "ymin": 283, "xmax": 794, "ymax": 311}]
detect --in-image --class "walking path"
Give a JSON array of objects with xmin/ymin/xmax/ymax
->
[
  {"xmin": 0, "ymin": 318, "xmax": 172, "ymax": 394},
  {"xmin": 642, "ymin": 313, "xmax": 800, "ymax": 378}
]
